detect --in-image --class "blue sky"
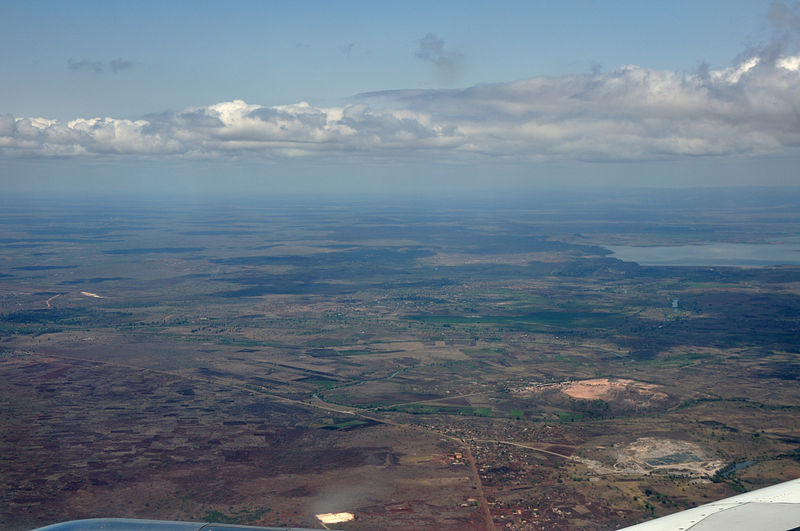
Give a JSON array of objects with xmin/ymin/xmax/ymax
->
[{"xmin": 1, "ymin": 1, "xmax": 799, "ymax": 195}]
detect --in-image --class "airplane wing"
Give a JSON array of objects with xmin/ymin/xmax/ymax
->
[
  {"xmin": 616, "ymin": 477, "xmax": 800, "ymax": 531},
  {"xmin": 27, "ymin": 478, "xmax": 800, "ymax": 531}
]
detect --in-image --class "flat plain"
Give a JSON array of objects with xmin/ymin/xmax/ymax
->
[{"xmin": 1, "ymin": 189, "xmax": 799, "ymax": 530}]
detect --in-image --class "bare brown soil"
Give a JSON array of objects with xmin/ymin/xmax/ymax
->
[
  {"xmin": 563, "ymin": 379, "xmax": 656, "ymax": 400},
  {"xmin": 3, "ymin": 195, "xmax": 800, "ymax": 530}
]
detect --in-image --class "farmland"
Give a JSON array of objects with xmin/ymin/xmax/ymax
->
[{"xmin": 1, "ymin": 189, "xmax": 799, "ymax": 530}]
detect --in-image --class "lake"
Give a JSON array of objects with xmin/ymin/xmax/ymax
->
[{"xmin": 607, "ymin": 242, "xmax": 800, "ymax": 267}]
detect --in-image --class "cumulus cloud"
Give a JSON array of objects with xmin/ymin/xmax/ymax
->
[
  {"xmin": 68, "ymin": 57, "xmax": 134, "ymax": 74},
  {"xmin": 4, "ymin": 53, "xmax": 800, "ymax": 162},
  {"xmin": 414, "ymin": 33, "xmax": 464, "ymax": 81}
]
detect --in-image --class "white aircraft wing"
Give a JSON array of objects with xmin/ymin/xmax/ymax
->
[
  {"xmin": 27, "ymin": 478, "xmax": 800, "ymax": 531},
  {"xmin": 616, "ymin": 477, "xmax": 800, "ymax": 531}
]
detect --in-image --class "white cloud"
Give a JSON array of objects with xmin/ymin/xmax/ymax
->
[
  {"xmin": 2, "ymin": 55, "xmax": 799, "ymax": 162},
  {"xmin": 710, "ymin": 57, "xmax": 760, "ymax": 83},
  {"xmin": 777, "ymin": 55, "xmax": 800, "ymax": 71}
]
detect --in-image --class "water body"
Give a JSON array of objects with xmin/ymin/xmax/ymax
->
[
  {"xmin": 718, "ymin": 460, "xmax": 756, "ymax": 477},
  {"xmin": 607, "ymin": 242, "xmax": 800, "ymax": 267}
]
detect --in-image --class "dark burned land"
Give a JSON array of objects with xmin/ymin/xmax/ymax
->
[{"xmin": 1, "ymin": 189, "xmax": 799, "ymax": 530}]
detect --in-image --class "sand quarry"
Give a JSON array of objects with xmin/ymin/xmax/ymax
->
[
  {"xmin": 516, "ymin": 378, "xmax": 669, "ymax": 405},
  {"xmin": 612, "ymin": 437, "xmax": 725, "ymax": 476},
  {"xmin": 560, "ymin": 378, "xmax": 668, "ymax": 401}
]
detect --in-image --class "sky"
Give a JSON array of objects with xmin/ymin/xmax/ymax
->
[{"xmin": 1, "ymin": 0, "xmax": 799, "ymax": 196}]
